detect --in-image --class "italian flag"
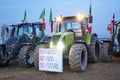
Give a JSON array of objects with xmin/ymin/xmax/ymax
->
[
  {"xmin": 39, "ymin": 8, "xmax": 46, "ymax": 30},
  {"xmin": 88, "ymin": 4, "xmax": 92, "ymax": 34},
  {"xmin": 49, "ymin": 8, "xmax": 53, "ymax": 33},
  {"xmin": 88, "ymin": 23, "xmax": 92, "ymax": 34}
]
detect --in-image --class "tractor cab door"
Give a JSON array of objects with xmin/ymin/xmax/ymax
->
[
  {"xmin": 72, "ymin": 19, "xmax": 88, "ymax": 41},
  {"xmin": 34, "ymin": 24, "xmax": 44, "ymax": 44}
]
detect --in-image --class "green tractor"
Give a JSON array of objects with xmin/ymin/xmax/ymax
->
[{"xmin": 34, "ymin": 14, "xmax": 99, "ymax": 72}]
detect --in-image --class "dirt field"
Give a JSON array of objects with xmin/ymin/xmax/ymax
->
[{"xmin": 0, "ymin": 57, "xmax": 120, "ymax": 80}]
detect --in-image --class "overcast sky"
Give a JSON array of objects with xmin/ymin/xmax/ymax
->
[{"xmin": 0, "ymin": 0, "xmax": 120, "ymax": 38}]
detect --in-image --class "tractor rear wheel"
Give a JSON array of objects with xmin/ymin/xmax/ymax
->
[
  {"xmin": 69, "ymin": 44, "xmax": 88, "ymax": 72},
  {"xmin": 100, "ymin": 42, "xmax": 112, "ymax": 62},
  {"xmin": 0, "ymin": 50, "xmax": 9, "ymax": 66},
  {"xmin": 34, "ymin": 43, "xmax": 49, "ymax": 68},
  {"xmin": 18, "ymin": 46, "xmax": 34, "ymax": 68},
  {"xmin": 89, "ymin": 35, "xmax": 99, "ymax": 63}
]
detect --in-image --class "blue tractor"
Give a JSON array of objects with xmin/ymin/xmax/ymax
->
[
  {"xmin": 100, "ymin": 21, "xmax": 120, "ymax": 62},
  {"xmin": 0, "ymin": 22, "xmax": 50, "ymax": 67}
]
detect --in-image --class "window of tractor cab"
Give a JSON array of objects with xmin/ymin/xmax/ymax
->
[
  {"xmin": 34, "ymin": 24, "xmax": 43, "ymax": 37},
  {"xmin": 17, "ymin": 24, "xmax": 33, "ymax": 36},
  {"xmin": 61, "ymin": 19, "xmax": 81, "ymax": 32},
  {"xmin": 56, "ymin": 19, "xmax": 84, "ymax": 32}
]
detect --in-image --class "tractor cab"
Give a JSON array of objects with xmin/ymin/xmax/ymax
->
[
  {"xmin": 17, "ymin": 22, "xmax": 44, "ymax": 44},
  {"xmin": 54, "ymin": 14, "xmax": 88, "ymax": 41}
]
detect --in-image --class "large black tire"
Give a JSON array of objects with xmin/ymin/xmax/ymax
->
[
  {"xmin": 100, "ymin": 42, "xmax": 112, "ymax": 62},
  {"xmin": 69, "ymin": 44, "xmax": 88, "ymax": 72},
  {"xmin": 0, "ymin": 46, "xmax": 9, "ymax": 67},
  {"xmin": 34, "ymin": 43, "xmax": 49, "ymax": 68},
  {"xmin": 0, "ymin": 51, "xmax": 9, "ymax": 67},
  {"xmin": 18, "ymin": 46, "xmax": 34, "ymax": 68},
  {"xmin": 89, "ymin": 35, "xmax": 99, "ymax": 63}
]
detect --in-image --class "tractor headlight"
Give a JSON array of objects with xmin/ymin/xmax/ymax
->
[
  {"xmin": 50, "ymin": 42, "xmax": 53, "ymax": 48},
  {"xmin": 57, "ymin": 41, "xmax": 64, "ymax": 50}
]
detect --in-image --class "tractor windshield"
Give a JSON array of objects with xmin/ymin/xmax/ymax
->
[
  {"xmin": 17, "ymin": 24, "xmax": 33, "ymax": 36},
  {"xmin": 56, "ymin": 19, "xmax": 82, "ymax": 32}
]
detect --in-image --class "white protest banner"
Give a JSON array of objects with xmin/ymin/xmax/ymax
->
[{"xmin": 39, "ymin": 48, "xmax": 63, "ymax": 72}]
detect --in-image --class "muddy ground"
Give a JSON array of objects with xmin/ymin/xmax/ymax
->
[{"xmin": 0, "ymin": 57, "xmax": 120, "ymax": 80}]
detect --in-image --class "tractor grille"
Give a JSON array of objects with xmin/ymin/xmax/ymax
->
[{"xmin": 51, "ymin": 35, "xmax": 60, "ymax": 45}]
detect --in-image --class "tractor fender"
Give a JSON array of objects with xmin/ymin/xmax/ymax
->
[
  {"xmin": 92, "ymin": 33, "xmax": 97, "ymax": 37},
  {"xmin": 74, "ymin": 41, "xmax": 89, "ymax": 56},
  {"xmin": 21, "ymin": 43, "xmax": 33, "ymax": 46},
  {"xmin": 91, "ymin": 33, "xmax": 98, "ymax": 41},
  {"xmin": 40, "ymin": 36, "xmax": 51, "ymax": 43},
  {"xmin": 38, "ymin": 42, "xmax": 48, "ymax": 45},
  {"xmin": 75, "ymin": 41, "xmax": 87, "ymax": 48},
  {"xmin": 100, "ymin": 38, "xmax": 111, "ymax": 44},
  {"xmin": 91, "ymin": 33, "xmax": 99, "ymax": 44}
]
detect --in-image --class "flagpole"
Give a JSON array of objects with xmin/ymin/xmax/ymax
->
[{"xmin": 90, "ymin": 0, "xmax": 92, "ymax": 6}]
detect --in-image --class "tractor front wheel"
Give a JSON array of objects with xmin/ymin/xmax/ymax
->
[
  {"xmin": 69, "ymin": 44, "xmax": 88, "ymax": 72},
  {"xmin": 34, "ymin": 43, "xmax": 49, "ymax": 68},
  {"xmin": 18, "ymin": 46, "xmax": 34, "ymax": 68}
]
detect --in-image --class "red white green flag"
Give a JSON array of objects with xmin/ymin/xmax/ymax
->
[
  {"xmin": 88, "ymin": 4, "xmax": 92, "ymax": 34},
  {"xmin": 39, "ymin": 8, "xmax": 46, "ymax": 30},
  {"xmin": 49, "ymin": 8, "xmax": 53, "ymax": 33}
]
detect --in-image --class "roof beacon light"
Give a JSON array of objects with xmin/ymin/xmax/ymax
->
[
  {"xmin": 56, "ymin": 16, "xmax": 62, "ymax": 22},
  {"xmin": 77, "ymin": 13, "xmax": 84, "ymax": 21}
]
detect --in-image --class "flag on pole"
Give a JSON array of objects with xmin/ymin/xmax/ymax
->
[
  {"xmin": 49, "ymin": 8, "xmax": 53, "ymax": 33},
  {"xmin": 112, "ymin": 13, "xmax": 115, "ymax": 21},
  {"xmin": 88, "ymin": 5, "xmax": 92, "ymax": 22},
  {"xmin": 88, "ymin": 1, "xmax": 92, "ymax": 34},
  {"xmin": 22, "ymin": 10, "xmax": 27, "ymax": 23},
  {"xmin": 39, "ymin": 8, "xmax": 45, "ymax": 19},
  {"xmin": 109, "ymin": 13, "xmax": 115, "ymax": 34},
  {"xmin": 39, "ymin": 8, "xmax": 46, "ymax": 30},
  {"xmin": 88, "ymin": 23, "xmax": 92, "ymax": 34},
  {"xmin": 24, "ymin": 10, "xmax": 27, "ymax": 21}
]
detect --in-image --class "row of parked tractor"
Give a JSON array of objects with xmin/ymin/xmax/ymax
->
[{"xmin": 0, "ymin": 13, "xmax": 120, "ymax": 72}]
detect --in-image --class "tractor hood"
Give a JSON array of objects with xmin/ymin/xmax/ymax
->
[
  {"xmin": 51, "ymin": 32, "xmax": 63, "ymax": 45},
  {"xmin": 6, "ymin": 34, "xmax": 29, "ymax": 53},
  {"xmin": 6, "ymin": 34, "xmax": 28, "ymax": 46},
  {"xmin": 6, "ymin": 36, "xmax": 20, "ymax": 47},
  {"xmin": 50, "ymin": 32, "xmax": 74, "ymax": 51}
]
